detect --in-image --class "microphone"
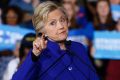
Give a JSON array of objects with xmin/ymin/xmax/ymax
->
[{"xmin": 38, "ymin": 33, "xmax": 48, "ymax": 40}]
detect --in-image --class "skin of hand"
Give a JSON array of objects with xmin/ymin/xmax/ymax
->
[{"xmin": 32, "ymin": 34, "xmax": 47, "ymax": 56}]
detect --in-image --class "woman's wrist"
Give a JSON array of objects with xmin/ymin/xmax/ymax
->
[
  {"xmin": 31, "ymin": 50, "xmax": 40, "ymax": 62},
  {"xmin": 32, "ymin": 50, "xmax": 41, "ymax": 56}
]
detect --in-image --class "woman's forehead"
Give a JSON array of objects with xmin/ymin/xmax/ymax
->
[
  {"xmin": 47, "ymin": 9, "xmax": 66, "ymax": 21},
  {"xmin": 98, "ymin": 1, "xmax": 108, "ymax": 5}
]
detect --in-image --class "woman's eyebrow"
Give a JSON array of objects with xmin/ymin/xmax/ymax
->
[
  {"xmin": 47, "ymin": 15, "xmax": 65, "ymax": 22},
  {"xmin": 47, "ymin": 19, "xmax": 56, "ymax": 23}
]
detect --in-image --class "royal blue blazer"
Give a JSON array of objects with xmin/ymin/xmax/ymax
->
[{"xmin": 12, "ymin": 40, "xmax": 99, "ymax": 80}]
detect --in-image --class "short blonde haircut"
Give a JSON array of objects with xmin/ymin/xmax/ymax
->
[{"xmin": 32, "ymin": 1, "xmax": 68, "ymax": 35}]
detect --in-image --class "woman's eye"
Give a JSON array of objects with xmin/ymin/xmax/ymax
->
[
  {"xmin": 61, "ymin": 18, "xmax": 66, "ymax": 22},
  {"xmin": 50, "ymin": 21, "xmax": 56, "ymax": 25}
]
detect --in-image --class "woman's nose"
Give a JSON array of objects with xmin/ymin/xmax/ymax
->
[{"xmin": 58, "ymin": 22, "xmax": 64, "ymax": 29}]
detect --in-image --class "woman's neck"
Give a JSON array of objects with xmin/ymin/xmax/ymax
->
[
  {"xmin": 99, "ymin": 16, "xmax": 107, "ymax": 24},
  {"xmin": 58, "ymin": 42, "xmax": 66, "ymax": 50}
]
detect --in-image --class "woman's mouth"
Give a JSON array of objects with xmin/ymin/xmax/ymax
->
[{"xmin": 60, "ymin": 31, "xmax": 66, "ymax": 34}]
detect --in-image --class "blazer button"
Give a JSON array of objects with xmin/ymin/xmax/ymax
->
[{"xmin": 68, "ymin": 66, "xmax": 72, "ymax": 71}]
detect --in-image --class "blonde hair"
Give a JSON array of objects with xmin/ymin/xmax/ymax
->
[{"xmin": 32, "ymin": 1, "xmax": 68, "ymax": 35}]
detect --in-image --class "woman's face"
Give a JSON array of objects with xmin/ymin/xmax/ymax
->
[
  {"xmin": 97, "ymin": 1, "xmax": 110, "ymax": 17},
  {"xmin": 110, "ymin": 0, "xmax": 119, "ymax": 4},
  {"xmin": 63, "ymin": 3, "xmax": 74, "ymax": 20},
  {"xmin": 44, "ymin": 9, "xmax": 68, "ymax": 42},
  {"xmin": 6, "ymin": 9, "xmax": 18, "ymax": 25}
]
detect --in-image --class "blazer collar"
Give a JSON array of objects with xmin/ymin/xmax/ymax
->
[
  {"xmin": 41, "ymin": 39, "xmax": 72, "ymax": 58},
  {"xmin": 47, "ymin": 40, "xmax": 60, "ymax": 52}
]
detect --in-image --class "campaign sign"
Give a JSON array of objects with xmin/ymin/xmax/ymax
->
[
  {"xmin": 0, "ymin": 24, "xmax": 34, "ymax": 51},
  {"xmin": 93, "ymin": 31, "xmax": 120, "ymax": 59}
]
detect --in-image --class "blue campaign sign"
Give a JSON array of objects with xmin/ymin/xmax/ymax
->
[
  {"xmin": 67, "ymin": 23, "xmax": 94, "ymax": 49},
  {"xmin": 111, "ymin": 4, "xmax": 120, "ymax": 21},
  {"xmin": 0, "ymin": 24, "xmax": 35, "ymax": 51},
  {"xmin": 93, "ymin": 31, "xmax": 120, "ymax": 59},
  {"xmin": 67, "ymin": 29, "xmax": 89, "ymax": 47}
]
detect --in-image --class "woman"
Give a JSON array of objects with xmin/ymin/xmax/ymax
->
[
  {"xmin": 12, "ymin": 1, "xmax": 99, "ymax": 80},
  {"xmin": 2, "ymin": 6, "xmax": 23, "ymax": 26},
  {"xmin": 105, "ymin": 19, "xmax": 120, "ymax": 80},
  {"xmin": 18, "ymin": 33, "xmax": 36, "ymax": 67},
  {"xmin": 92, "ymin": 0, "xmax": 116, "ymax": 79},
  {"xmin": 110, "ymin": 0, "xmax": 120, "ymax": 22},
  {"xmin": 93, "ymin": 0, "xmax": 116, "ymax": 31},
  {"xmin": 3, "ymin": 40, "xmax": 20, "ymax": 80},
  {"xmin": 62, "ymin": 1, "xmax": 79, "ymax": 30},
  {"xmin": 3, "ymin": 33, "xmax": 35, "ymax": 80}
]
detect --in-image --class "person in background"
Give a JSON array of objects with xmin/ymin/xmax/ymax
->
[
  {"xmin": 94, "ymin": 0, "xmax": 116, "ymax": 31},
  {"xmin": 109, "ymin": 0, "xmax": 120, "ymax": 22},
  {"xmin": 9, "ymin": 0, "xmax": 40, "ymax": 30},
  {"xmin": 105, "ymin": 19, "xmax": 120, "ymax": 80},
  {"xmin": 116, "ymin": 18, "xmax": 120, "ymax": 31},
  {"xmin": 92, "ymin": 0, "xmax": 116, "ymax": 79},
  {"xmin": 18, "ymin": 33, "xmax": 35, "ymax": 67},
  {"xmin": 1, "ymin": 6, "xmax": 23, "ymax": 26},
  {"xmin": 64, "ymin": 0, "xmax": 79, "ymax": 14},
  {"xmin": 12, "ymin": 1, "xmax": 99, "ymax": 80},
  {"xmin": 3, "ymin": 33, "xmax": 35, "ymax": 80},
  {"xmin": 0, "ymin": 8, "xmax": 2, "ymax": 24},
  {"xmin": 62, "ymin": 1, "xmax": 79, "ymax": 29},
  {"xmin": 0, "ymin": 50, "xmax": 13, "ymax": 80},
  {"xmin": 81, "ymin": 0, "xmax": 97, "ymax": 22},
  {"xmin": 62, "ymin": 0, "xmax": 94, "ymax": 50},
  {"xmin": 3, "ymin": 40, "xmax": 21, "ymax": 80}
]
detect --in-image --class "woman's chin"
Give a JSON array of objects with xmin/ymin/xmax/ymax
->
[{"xmin": 58, "ymin": 37, "xmax": 67, "ymax": 42}]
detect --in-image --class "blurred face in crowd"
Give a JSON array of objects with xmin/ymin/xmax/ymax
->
[
  {"xmin": 32, "ymin": 0, "xmax": 40, "ymax": 8},
  {"xmin": 97, "ymin": 1, "xmax": 110, "ymax": 17},
  {"xmin": 63, "ymin": 0, "xmax": 79, "ymax": 13},
  {"xmin": 63, "ymin": 2, "xmax": 74, "ymax": 20},
  {"xmin": 44, "ymin": 9, "xmax": 68, "ymax": 42},
  {"xmin": 110, "ymin": 0, "xmax": 120, "ymax": 4},
  {"xmin": 6, "ymin": 9, "xmax": 18, "ymax": 25}
]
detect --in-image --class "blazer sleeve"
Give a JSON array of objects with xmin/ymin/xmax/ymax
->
[{"xmin": 12, "ymin": 50, "xmax": 40, "ymax": 80}]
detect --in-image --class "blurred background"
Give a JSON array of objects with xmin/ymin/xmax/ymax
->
[{"xmin": 0, "ymin": 0, "xmax": 120, "ymax": 80}]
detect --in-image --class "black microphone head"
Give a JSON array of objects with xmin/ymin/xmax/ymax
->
[
  {"xmin": 38, "ymin": 33, "xmax": 42, "ymax": 37},
  {"xmin": 44, "ymin": 36, "xmax": 48, "ymax": 40}
]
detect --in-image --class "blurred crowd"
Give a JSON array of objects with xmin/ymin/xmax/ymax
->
[{"xmin": 0, "ymin": 0, "xmax": 120, "ymax": 80}]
